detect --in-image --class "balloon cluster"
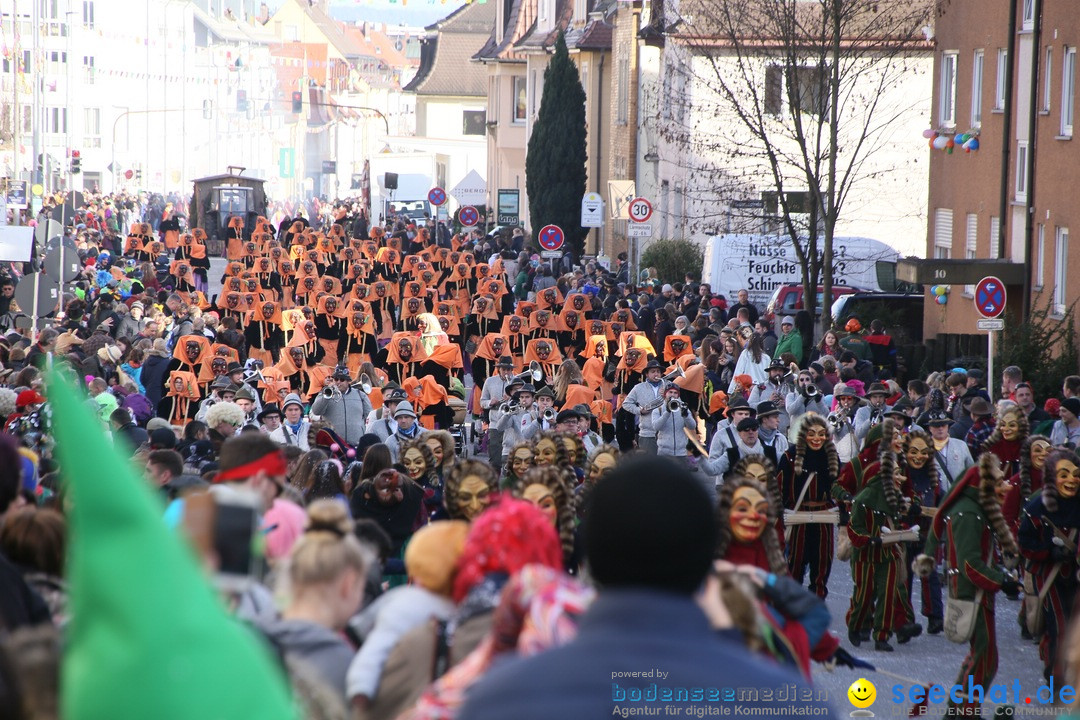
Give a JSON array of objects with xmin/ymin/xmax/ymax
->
[
  {"xmin": 930, "ymin": 285, "xmax": 951, "ymax": 305},
  {"xmin": 922, "ymin": 129, "xmax": 980, "ymax": 154},
  {"xmin": 329, "ymin": 442, "xmax": 357, "ymax": 459}
]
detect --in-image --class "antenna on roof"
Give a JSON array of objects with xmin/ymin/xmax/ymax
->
[{"xmin": 227, "ymin": 166, "xmax": 247, "ymax": 177}]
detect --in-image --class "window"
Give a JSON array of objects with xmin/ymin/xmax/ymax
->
[
  {"xmin": 934, "ymin": 208, "xmax": 953, "ymax": 259},
  {"xmin": 84, "ymin": 107, "xmax": 101, "ymax": 147},
  {"xmin": 990, "ymin": 215, "xmax": 1001, "ymax": 257},
  {"xmin": 462, "ymin": 109, "xmax": 485, "ymax": 136},
  {"xmin": 82, "ymin": 55, "xmax": 95, "ymax": 84},
  {"xmin": 965, "ymin": 214, "xmax": 978, "ymax": 295},
  {"xmin": 284, "ymin": 24, "xmax": 299, "ymax": 42},
  {"xmin": 513, "ymin": 76, "xmax": 526, "ymax": 123},
  {"xmin": 995, "ymin": 49, "xmax": 1008, "ymax": 110},
  {"xmin": 1022, "ymin": 0, "xmax": 1034, "ymax": 31},
  {"xmin": 1063, "ymin": 47, "xmax": 1075, "ymax": 136},
  {"xmin": 1036, "ymin": 223, "xmax": 1045, "ymax": 288},
  {"xmin": 940, "ymin": 52, "xmax": 958, "ymax": 127},
  {"xmin": 44, "ymin": 106, "xmax": 67, "ymax": 134},
  {"xmin": 764, "ymin": 64, "xmax": 829, "ymax": 117},
  {"xmin": 1016, "ymin": 141, "xmax": 1029, "ymax": 200},
  {"xmin": 971, "ymin": 50, "xmax": 984, "ymax": 126},
  {"xmin": 616, "ymin": 55, "xmax": 629, "ymax": 125},
  {"xmin": 1044, "ymin": 47, "xmax": 1053, "ymax": 112},
  {"xmin": 1054, "ymin": 226, "xmax": 1068, "ymax": 315},
  {"xmin": 765, "ymin": 65, "xmax": 783, "ymax": 115},
  {"xmin": 45, "ymin": 51, "xmax": 66, "ymax": 75},
  {"xmin": 82, "ymin": 0, "xmax": 94, "ymax": 29}
]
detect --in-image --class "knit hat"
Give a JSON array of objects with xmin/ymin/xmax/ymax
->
[
  {"xmin": 781, "ymin": 316, "xmax": 795, "ymax": 326},
  {"xmin": 47, "ymin": 369, "xmax": 296, "ymax": 720},
  {"xmin": 452, "ymin": 497, "xmax": 563, "ymax": 603},
  {"xmin": 404, "ymin": 520, "xmax": 470, "ymax": 596},
  {"xmin": 1061, "ymin": 397, "xmax": 1080, "ymax": 418},
  {"xmin": 281, "ymin": 393, "xmax": 304, "ymax": 411},
  {"xmin": 583, "ymin": 455, "xmax": 716, "ymax": 594},
  {"xmin": 16, "ymin": 389, "xmax": 45, "ymax": 409},
  {"xmin": 149, "ymin": 428, "xmax": 177, "ymax": 450}
]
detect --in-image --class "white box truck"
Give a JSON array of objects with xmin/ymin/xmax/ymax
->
[{"xmin": 701, "ymin": 234, "xmax": 903, "ymax": 309}]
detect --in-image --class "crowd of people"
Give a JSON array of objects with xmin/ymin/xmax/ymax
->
[{"xmin": 0, "ymin": 191, "xmax": 1079, "ymax": 719}]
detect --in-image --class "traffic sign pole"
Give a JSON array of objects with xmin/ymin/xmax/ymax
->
[{"xmin": 973, "ymin": 276, "xmax": 1007, "ymax": 397}]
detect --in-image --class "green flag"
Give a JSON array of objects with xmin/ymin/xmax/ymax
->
[{"xmin": 49, "ymin": 369, "xmax": 297, "ymax": 720}]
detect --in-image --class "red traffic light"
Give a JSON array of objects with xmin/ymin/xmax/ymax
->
[{"xmin": 71, "ymin": 150, "xmax": 80, "ymax": 158}]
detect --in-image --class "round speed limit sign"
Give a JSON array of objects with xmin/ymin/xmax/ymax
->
[{"xmin": 628, "ymin": 197, "xmax": 653, "ymax": 223}]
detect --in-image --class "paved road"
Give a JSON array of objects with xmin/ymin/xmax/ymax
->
[
  {"xmin": 809, "ymin": 552, "xmax": 1048, "ymax": 717},
  {"xmin": 209, "ymin": 255, "xmax": 1052, "ymax": 706}
]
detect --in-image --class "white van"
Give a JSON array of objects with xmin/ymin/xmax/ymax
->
[{"xmin": 701, "ymin": 234, "xmax": 902, "ymax": 309}]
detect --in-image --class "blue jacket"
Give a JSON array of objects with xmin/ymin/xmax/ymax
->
[{"xmin": 459, "ymin": 589, "xmax": 826, "ymax": 720}]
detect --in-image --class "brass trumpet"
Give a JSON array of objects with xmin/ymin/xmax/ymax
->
[
  {"xmin": 542, "ymin": 408, "xmax": 556, "ymax": 422},
  {"xmin": 509, "ymin": 361, "xmax": 544, "ymax": 385},
  {"xmin": 351, "ymin": 373, "xmax": 373, "ymax": 394},
  {"xmin": 667, "ymin": 398, "xmax": 688, "ymax": 413}
]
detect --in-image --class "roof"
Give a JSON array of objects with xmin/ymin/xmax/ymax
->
[
  {"xmin": 404, "ymin": 1, "xmax": 495, "ymax": 96},
  {"xmin": 573, "ymin": 18, "xmax": 613, "ymax": 50},
  {"xmin": 191, "ymin": 4, "xmax": 276, "ymax": 44},
  {"xmin": 291, "ymin": 0, "xmax": 367, "ymax": 57},
  {"xmin": 474, "ymin": 0, "xmax": 537, "ymax": 62},
  {"xmin": 514, "ymin": 0, "xmax": 575, "ymax": 52},
  {"xmin": 343, "ymin": 23, "xmax": 410, "ymax": 69}
]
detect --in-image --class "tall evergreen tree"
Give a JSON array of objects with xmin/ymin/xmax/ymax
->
[{"xmin": 525, "ymin": 32, "xmax": 588, "ymax": 257}]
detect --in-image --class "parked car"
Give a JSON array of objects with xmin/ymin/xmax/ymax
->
[
  {"xmin": 764, "ymin": 284, "xmax": 862, "ymax": 330},
  {"xmin": 831, "ymin": 291, "xmax": 924, "ymax": 343}
]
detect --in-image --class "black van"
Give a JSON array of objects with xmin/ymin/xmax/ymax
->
[{"xmin": 831, "ymin": 292, "xmax": 924, "ymax": 343}]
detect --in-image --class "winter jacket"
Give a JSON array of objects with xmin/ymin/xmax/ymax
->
[
  {"xmin": 140, "ymin": 354, "xmax": 170, "ymax": 409},
  {"xmin": 927, "ymin": 486, "xmax": 1008, "ymax": 601},
  {"xmin": 256, "ymin": 618, "xmax": 355, "ymax": 701},
  {"xmin": 345, "ymin": 585, "xmax": 454, "ymax": 702},
  {"xmin": 310, "ymin": 387, "xmax": 373, "ymax": 446},
  {"xmin": 269, "ymin": 420, "xmax": 312, "ymax": 451},
  {"xmin": 650, "ymin": 404, "xmax": 696, "ymax": 457},
  {"xmin": 774, "ymin": 328, "xmax": 803, "ymax": 364},
  {"xmin": 621, "ymin": 381, "xmax": 665, "ymax": 438}
]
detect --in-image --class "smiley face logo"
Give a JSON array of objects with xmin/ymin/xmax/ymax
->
[{"xmin": 847, "ymin": 678, "xmax": 876, "ymax": 713}]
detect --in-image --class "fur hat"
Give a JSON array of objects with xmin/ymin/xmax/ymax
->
[
  {"xmin": 205, "ymin": 401, "xmax": 246, "ymax": 429},
  {"xmin": 793, "ymin": 413, "xmax": 839, "ymax": 480},
  {"xmin": 404, "ymin": 521, "xmax": 470, "ymax": 596}
]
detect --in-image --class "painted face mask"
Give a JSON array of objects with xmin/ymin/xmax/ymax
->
[
  {"xmin": 523, "ymin": 483, "xmax": 558, "ymax": 526},
  {"xmin": 492, "ymin": 337, "xmax": 505, "ymax": 355},
  {"xmin": 625, "ymin": 348, "xmax": 642, "ymax": 367},
  {"xmin": 535, "ymin": 342, "xmax": 552, "ymax": 361},
  {"xmin": 564, "ymin": 312, "xmax": 578, "ymax": 330},
  {"xmin": 1000, "ymin": 412, "xmax": 1022, "ymax": 442},
  {"xmin": 1031, "ymin": 440, "xmax": 1052, "ymax": 470},
  {"xmin": 587, "ymin": 452, "xmax": 617, "ymax": 483},
  {"xmin": 456, "ymin": 475, "xmax": 492, "ymax": 521},
  {"xmin": 402, "ymin": 447, "xmax": 427, "ymax": 481},
  {"xmin": 1055, "ymin": 459, "xmax": 1080, "ymax": 499},
  {"xmin": 730, "ymin": 485, "xmax": 768, "ymax": 543},
  {"xmin": 906, "ymin": 437, "xmax": 931, "ymax": 469},
  {"xmin": 805, "ymin": 425, "xmax": 827, "ymax": 451},
  {"xmin": 398, "ymin": 339, "xmax": 413, "ymax": 362},
  {"xmin": 509, "ymin": 317, "xmax": 522, "ymax": 333},
  {"xmin": 408, "ymin": 298, "xmax": 421, "ymax": 314},
  {"xmin": 185, "ymin": 341, "xmax": 201, "ymax": 363},
  {"xmin": 572, "ymin": 295, "xmax": 586, "ymax": 311},
  {"xmin": 535, "ymin": 438, "xmax": 558, "ymax": 465},
  {"xmin": 374, "ymin": 471, "xmax": 404, "ymax": 506}
]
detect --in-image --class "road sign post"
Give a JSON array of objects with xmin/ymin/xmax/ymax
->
[
  {"xmin": 538, "ymin": 224, "xmax": 565, "ymax": 260},
  {"xmin": 427, "ymin": 187, "xmax": 447, "ymax": 207},
  {"xmin": 628, "ymin": 197, "xmax": 653, "ymax": 224},
  {"xmin": 973, "ymin": 276, "xmax": 1007, "ymax": 396},
  {"xmin": 581, "ymin": 192, "xmax": 604, "ymax": 228},
  {"xmin": 458, "ymin": 206, "xmax": 479, "ymax": 227}
]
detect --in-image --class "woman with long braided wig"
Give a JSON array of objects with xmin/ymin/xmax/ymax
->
[
  {"xmin": 442, "ymin": 459, "xmax": 498, "ymax": 522},
  {"xmin": 916, "ymin": 453, "xmax": 1021, "ymax": 716},
  {"xmin": 846, "ymin": 418, "xmax": 922, "ymax": 651},
  {"xmin": 778, "ymin": 414, "xmax": 839, "ymax": 598},
  {"xmin": 978, "ymin": 404, "xmax": 1029, "ymax": 475},
  {"xmin": 898, "ymin": 429, "xmax": 944, "ymax": 635},
  {"xmin": 1018, "ymin": 448, "xmax": 1080, "ymax": 682},
  {"xmin": 501, "ymin": 441, "xmax": 535, "ymax": 492},
  {"xmin": 1002, "ymin": 434, "xmax": 1051, "ymax": 535},
  {"xmin": 512, "ymin": 465, "xmax": 577, "ymax": 572}
]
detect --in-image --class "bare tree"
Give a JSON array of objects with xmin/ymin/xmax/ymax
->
[{"xmin": 660, "ymin": 0, "xmax": 933, "ymax": 328}]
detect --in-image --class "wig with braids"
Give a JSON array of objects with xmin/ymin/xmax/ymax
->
[
  {"xmin": 398, "ymin": 437, "xmax": 440, "ymax": 488},
  {"xmin": 731, "ymin": 454, "xmax": 781, "ymax": 517},
  {"xmin": 583, "ymin": 444, "xmax": 620, "ymax": 485},
  {"xmin": 900, "ymin": 429, "xmax": 939, "ymax": 490},
  {"xmin": 556, "ymin": 430, "xmax": 587, "ymax": 468},
  {"xmin": 715, "ymin": 475, "xmax": 787, "ymax": 575},
  {"xmin": 1019, "ymin": 434, "xmax": 1051, "ymax": 498},
  {"xmin": 513, "ymin": 466, "xmax": 576, "ymax": 562},
  {"xmin": 977, "ymin": 452, "xmax": 1019, "ymax": 556},
  {"xmin": 443, "ymin": 459, "xmax": 498, "ymax": 520},
  {"xmin": 502, "ymin": 441, "xmax": 536, "ymax": 489},
  {"xmin": 979, "ymin": 405, "xmax": 1030, "ymax": 456},
  {"xmin": 1041, "ymin": 448, "xmax": 1080, "ymax": 514},
  {"xmin": 876, "ymin": 418, "xmax": 902, "ymax": 516},
  {"xmin": 792, "ymin": 414, "xmax": 839, "ymax": 480}
]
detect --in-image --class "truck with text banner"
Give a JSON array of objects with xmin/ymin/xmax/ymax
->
[{"xmin": 701, "ymin": 234, "xmax": 906, "ymax": 310}]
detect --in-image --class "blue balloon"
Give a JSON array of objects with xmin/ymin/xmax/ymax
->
[{"xmin": 936, "ymin": 295, "xmax": 948, "ymax": 305}]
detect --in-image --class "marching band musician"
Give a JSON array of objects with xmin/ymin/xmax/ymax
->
[
  {"xmin": 480, "ymin": 357, "xmax": 515, "ymax": 467},
  {"xmin": 492, "ymin": 381, "xmax": 538, "ymax": 460},
  {"xmin": 309, "ymin": 365, "xmax": 373, "ymax": 447},
  {"xmin": 749, "ymin": 359, "xmax": 794, "ymax": 434},
  {"xmin": 853, "ymin": 381, "xmax": 891, "ymax": 443},
  {"xmin": 830, "ymin": 384, "xmax": 864, "ymax": 464},
  {"xmin": 785, "ymin": 369, "xmax": 828, "ymax": 428},
  {"xmin": 621, "ymin": 358, "xmax": 666, "ymax": 455}
]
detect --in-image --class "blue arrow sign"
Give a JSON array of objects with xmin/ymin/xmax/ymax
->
[{"xmin": 538, "ymin": 224, "xmax": 564, "ymax": 251}]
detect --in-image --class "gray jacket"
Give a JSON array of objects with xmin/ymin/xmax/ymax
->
[
  {"xmin": 256, "ymin": 617, "xmax": 355, "ymax": 701},
  {"xmin": 933, "ymin": 437, "xmax": 974, "ymax": 487},
  {"xmin": 621, "ymin": 381, "xmax": 665, "ymax": 437},
  {"xmin": 650, "ymin": 405, "xmax": 697, "ymax": 457},
  {"xmin": 853, "ymin": 403, "xmax": 889, "ymax": 442},
  {"xmin": 494, "ymin": 406, "xmax": 540, "ymax": 454},
  {"xmin": 785, "ymin": 392, "xmax": 828, "ymax": 425},
  {"xmin": 310, "ymin": 387, "xmax": 373, "ymax": 445},
  {"xmin": 366, "ymin": 411, "xmax": 397, "ymax": 442}
]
